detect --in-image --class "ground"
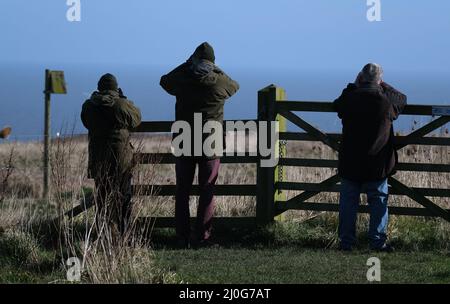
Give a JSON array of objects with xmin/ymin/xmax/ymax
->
[
  {"xmin": 2, "ymin": 217, "xmax": 448, "ymax": 284},
  {"xmin": 151, "ymin": 219, "xmax": 450, "ymax": 284},
  {"xmin": 156, "ymin": 248, "xmax": 450, "ymax": 284},
  {"xmin": 0, "ymin": 136, "xmax": 448, "ymax": 284}
]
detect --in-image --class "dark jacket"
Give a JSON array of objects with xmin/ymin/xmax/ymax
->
[
  {"xmin": 160, "ymin": 59, "xmax": 239, "ymax": 158},
  {"xmin": 333, "ymin": 82, "xmax": 407, "ymax": 182},
  {"xmin": 81, "ymin": 90, "xmax": 142, "ymax": 179}
]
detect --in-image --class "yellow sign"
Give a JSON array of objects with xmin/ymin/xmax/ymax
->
[{"xmin": 49, "ymin": 71, "xmax": 67, "ymax": 94}]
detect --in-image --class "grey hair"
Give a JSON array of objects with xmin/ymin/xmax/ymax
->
[{"xmin": 359, "ymin": 63, "xmax": 383, "ymax": 84}]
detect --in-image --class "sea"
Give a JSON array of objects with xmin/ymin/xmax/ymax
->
[{"xmin": 0, "ymin": 62, "xmax": 449, "ymax": 142}]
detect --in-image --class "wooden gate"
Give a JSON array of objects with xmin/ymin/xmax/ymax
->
[
  {"xmin": 68, "ymin": 85, "xmax": 450, "ymax": 225},
  {"xmin": 271, "ymin": 85, "xmax": 450, "ymax": 223}
]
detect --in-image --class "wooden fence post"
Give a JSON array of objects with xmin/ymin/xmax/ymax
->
[
  {"xmin": 43, "ymin": 69, "xmax": 51, "ymax": 200},
  {"xmin": 256, "ymin": 85, "xmax": 287, "ymax": 225}
]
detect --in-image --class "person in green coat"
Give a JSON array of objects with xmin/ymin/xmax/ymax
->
[{"xmin": 81, "ymin": 73, "xmax": 141, "ymax": 240}]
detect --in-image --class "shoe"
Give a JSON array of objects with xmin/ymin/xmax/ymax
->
[
  {"xmin": 338, "ymin": 245, "xmax": 353, "ymax": 252},
  {"xmin": 192, "ymin": 239, "xmax": 219, "ymax": 249},
  {"xmin": 371, "ymin": 244, "xmax": 394, "ymax": 253},
  {"xmin": 175, "ymin": 238, "xmax": 190, "ymax": 249}
]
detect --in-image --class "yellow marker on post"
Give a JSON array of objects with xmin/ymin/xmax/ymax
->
[{"xmin": 49, "ymin": 71, "xmax": 67, "ymax": 94}]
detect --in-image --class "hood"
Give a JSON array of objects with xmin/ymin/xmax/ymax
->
[
  {"xmin": 188, "ymin": 59, "xmax": 219, "ymax": 86},
  {"xmin": 192, "ymin": 42, "xmax": 215, "ymax": 63},
  {"xmin": 89, "ymin": 90, "xmax": 120, "ymax": 107}
]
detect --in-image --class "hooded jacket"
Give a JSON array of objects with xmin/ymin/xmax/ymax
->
[
  {"xmin": 81, "ymin": 90, "xmax": 141, "ymax": 178},
  {"xmin": 160, "ymin": 57, "xmax": 240, "ymax": 158},
  {"xmin": 333, "ymin": 82, "xmax": 407, "ymax": 182}
]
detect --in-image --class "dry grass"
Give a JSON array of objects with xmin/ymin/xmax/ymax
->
[
  {"xmin": 0, "ymin": 131, "xmax": 448, "ymax": 220},
  {"xmin": 0, "ymin": 129, "xmax": 448, "ymax": 282}
]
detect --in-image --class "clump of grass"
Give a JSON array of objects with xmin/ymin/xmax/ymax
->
[
  {"xmin": 243, "ymin": 213, "xmax": 450, "ymax": 252},
  {"xmin": 84, "ymin": 245, "xmax": 179, "ymax": 284},
  {"xmin": 0, "ymin": 130, "xmax": 180, "ymax": 283},
  {"xmin": 0, "ymin": 230, "xmax": 42, "ymax": 267},
  {"xmin": 389, "ymin": 216, "xmax": 450, "ymax": 251},
  {"xmin": 260, "ymin": 220, "xmax": 338, "ymax": 249},
  {"xmin": 47, "ymin": 132, "xmax": 177, "ymax": 284}
]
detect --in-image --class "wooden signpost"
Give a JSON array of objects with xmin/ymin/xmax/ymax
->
[{"xmin": 43, "ymin": 70, "xmax": 67, "ymax": 199}]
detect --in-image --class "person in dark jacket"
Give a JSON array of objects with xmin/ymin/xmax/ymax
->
[
  {"xmin": 81, "ymin": 73, "xmax": 141, "ymax": 241},
  {"xmin": 333, "ymin": 63, "xmax": 407, "ymax": 252},
  {"xmin": 160, "ymin": 42, "xmax": 239, "ymax": 248}
]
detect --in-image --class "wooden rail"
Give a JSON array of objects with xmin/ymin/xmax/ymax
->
[{"xmin": 67, "ymin": 85, "xmax": 450, "ymax": 225}]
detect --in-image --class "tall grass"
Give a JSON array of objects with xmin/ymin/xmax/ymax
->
[{"xmin": 0, "ymin": 133, "xmax": 177, "ymax": 283}]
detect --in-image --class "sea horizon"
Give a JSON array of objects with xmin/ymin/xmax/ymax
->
[{"xmin": 1, "ymin": 62, "xmax": 449, "ymax": 142}]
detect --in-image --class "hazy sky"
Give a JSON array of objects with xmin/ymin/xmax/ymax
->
[{"xmin": 2, "ymin": 0, "xmax": 450, "ymax": 73}]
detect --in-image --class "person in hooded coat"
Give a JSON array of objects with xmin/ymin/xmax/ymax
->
[
  {"xmin": 81, "ymin": 73, "xmax": 141, "ymax": 240},
  {"xmin": 160, "ymin": 42, "xmax": 239, "ymax": 248},
  {"xmin": 333, "ymin": 63, "xmax": 407, "ymax": 252}
]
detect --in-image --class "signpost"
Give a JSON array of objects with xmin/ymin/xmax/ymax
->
[{"xmin": 43, "ymin": 70, "xmax": 67, "ymax": 199}]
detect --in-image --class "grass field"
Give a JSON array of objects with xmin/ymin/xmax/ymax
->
[
  {"xmin": 1, "ymin": 219, "xmax": 449, "ymax": 284},
  {"xmin": 156, "ymin": 248, "xmax": 450, "ymax": 284},
  {"xmin": 0, "ymin": 133, "xmax": 449, "ymax": 284}
]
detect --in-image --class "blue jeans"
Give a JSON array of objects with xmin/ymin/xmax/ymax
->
[{"xmin": 338, "ymin": 178, "xmax": 389, "ymax": 249}]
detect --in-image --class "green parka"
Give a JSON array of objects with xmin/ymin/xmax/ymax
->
[
  {"xmin": 81, "ymin": 90, "xmax": 141, "ymax": 178},
  {"xmin": 160, "ymin": 58, "xmax": 239, "ymax": 158}
]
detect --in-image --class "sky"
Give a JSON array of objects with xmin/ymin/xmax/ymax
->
[
  {"xmin": 2, "ymin": 0, "xmax": 450, "ymax": 73},
  {"xmin": 1, "ymin": 0, "xmax": 450, "ymax": 139}
]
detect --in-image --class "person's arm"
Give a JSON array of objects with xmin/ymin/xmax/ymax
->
[
  {"xmin": 333, "ymin": 95, "xmax": 343, "ymax": 119},
  {"xmin": 160, "ymin": 63, "xmax": 188, "ymax": 96},
  {"xmin": 80, "ymin": 101, "xmax": 91, "ymax": 130},
  {"xmin": 381, "ymin": 82, "xmax": 407, "ymax": 120},
  {"xmin": 122, "ymin": 99, "xmax": 142, "ymax": 130},
  {"xmin": 216, "ymin": 70, "xmax": 240, "ymax": 99},
  {"xmin": 224, "ymin": 74, "xmax": 240, "ymax": 98},
  {"xmin": 333, "ymin": 83, "xmax": 356, "ymax": 119}
]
